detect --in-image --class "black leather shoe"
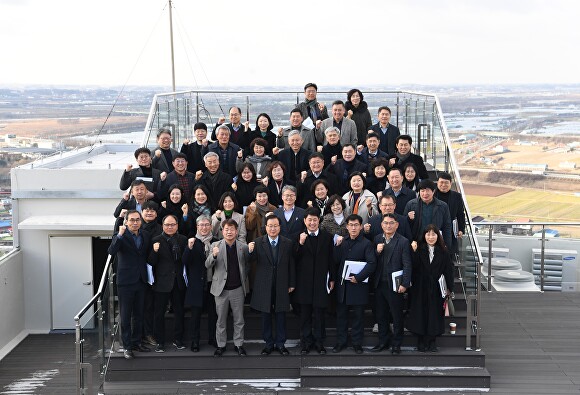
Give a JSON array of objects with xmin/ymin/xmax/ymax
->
[
  {"xmin": 276, "ymin": 346, "xmax": 290, "ymax": 356},
  {"xmin": 370, "ymin": 343, "xmax": 389, "ymax": 352},
  {"xmin": 353, "ymin": 345, "xmax": 364, "ymax": 354},
  {"xmin": 391, "ymin": 345, "xmax": 401, "ymax": 355},
  {"xmin": 261, "ymin": 346, "xmax": 273, "ymax": 355},
  {"xmin": 417, "ymin": 344, "xmax": 426, "ymax": 352},
  {"xmin": 428, "ymin": 344, "xmax": 439, "ymax": 353},
  {"xmin": 213, "ymin": 347, "xmax": 225, "ymax": 357},
  {"xmin": 234, "ymin": 345, "xmax": 247, "ymax": 356},
  {"xmin": 132, "ymin": 344, "xmax": 151, "ymax": 352},
  {"xmin": 190, "ymin": 343, "xmax": 199, "ymax": 352},
  {"xmin": 316, "ymin": 344, "xmax": 327, "ymax": 355},
  {"xmin": 332, "ymin": 343, "xmax": 346, "ymax": 353},
  {"xmin": 300, "ymin": 344, "xmax": 310, "ymax": 355},
  {"xmin": 123, "ymin": 350, "xmax": 134, "ymax": 359}
]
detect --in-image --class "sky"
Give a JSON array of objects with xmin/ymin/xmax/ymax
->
[{"xmin": 1, "ymin": 0, "xmax": 579, "ymax": 89}]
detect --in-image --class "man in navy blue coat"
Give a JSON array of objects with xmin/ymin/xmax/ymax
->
[
  {"xmin": 332, "ymin": 214, "xmax": 376, "ymax": 354},
  {"xmin": 108, "ymin": 210, "xmax": 152, "ymax": 359},
  {"xmin": 371, "ymin": 213, "xmax": 412, "ymax": 354}
]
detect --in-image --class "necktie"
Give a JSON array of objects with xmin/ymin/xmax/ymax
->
[
  {"xmin": 271, "ymin": 240, "xmax": 278, "ymax": 264},
  {"xmin": 271, "ymin": 240, "xmax": 276, "ymax": 247},
  {"xmin": 310, "ymin": 233, "xmax": 316, "ymax": 237}
]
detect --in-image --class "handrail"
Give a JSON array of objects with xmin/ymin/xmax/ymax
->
[
  {"xmin": 74, "ymin": 255, "xmax": 112, "ymax": 321},
  {"xmin": 472, "ymin": 221, "xmax": 580, "ymax": 226}
]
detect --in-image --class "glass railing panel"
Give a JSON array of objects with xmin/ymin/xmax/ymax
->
[{"xmin": 79, "ymin": 305, "xmax": 102, "ymax": 395}]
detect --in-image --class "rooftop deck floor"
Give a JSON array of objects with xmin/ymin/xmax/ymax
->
[{"xmin": 1, "ymin": 292, "xmax": 579, "ymax": 394}]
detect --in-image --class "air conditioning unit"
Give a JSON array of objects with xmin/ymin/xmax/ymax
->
[
  {"xmin": 481, "ymin": 247, "xmax": 510, "ymax": 259},
  {"xmin": 532, "ymin": 249, "xmax": 578, "ymax": 292}
]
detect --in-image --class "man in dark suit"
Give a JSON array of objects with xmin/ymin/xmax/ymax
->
[
  {"xmin": 113, "ymin": 179, "xmax": 149, "ymax": 225},
  {"xmin": 205, "ymin": 219, "xmax": 250, "ymax": 357},
  {"xmin": 157, "ymin": 153, "xmax": 196, "ymax": 203},
  {"xmin": 435, "ymin": 172, "xmax": 466, "ymax": 255},
  {"xmin": 365, "ymin": 194, "xmax": 413, "ymax": 242},
  {"xmin": 147, "ymin": 214, "xmax": 188, "ymax": 353},
  {"xmin": 152, "ymin": 127, "xmax": 179, "ymax": 173},
  {"xmin": 326, "ymin": 144, "xmax": 368, "ymax": 195},
  {"xmin": 296, "ymin": 152, "xmax": 338, "ymax": 208},
  {"xmin": 194, "ymin": 152, "xmax": 234, "ymax": 211},
  {"xmin": 387, "ymin": 135, "xmax": 429, "ymax": 180},
  {"xmin": 180, "ymin": 122, "xmax": 209, "ymax": 174},
  {"xmin": 333, "ymin": 214, "xmax": 376, "ymax": 354},
  {"xmin": 381, "ymin": 167, "xmax": 416, "ymax": 216},
  {"xmin": 205, "ymin": 124, "xmax": 241, "ymax": 178},
  {"xmin": 294, "ymin": 207, "xmax": 336, "ymax": 354},
  {"xmin": 249, "ymin": 215, "xmax": 296, "ymax": 356},
  {"xmin": 108, "ymin": 210, "xmax": 152, "ymax": 359},
  {"xmin": 369, "ymin": 106, "xmax": 400, "ymax": 156},
  {"xmin": 276, "ymin": 130, "xmax": 311, "ymax": 184},
  {"xmin": 211, "ymin": 106, "xmax": 251, "ymax": 151},
  {"xmin": 273, "ymin": 185, "xmax": 305, "ymax": 242},
  {"xmin": 119, "ymin": 147, "xmax": 162, "ymax": 200},
  {"xmin": 371, "ymin": 213, "xmax": 412, "ymax": 354},
  {"xmin": 357, "ymin": 132, "xmax": 389, "ymax": 173}
]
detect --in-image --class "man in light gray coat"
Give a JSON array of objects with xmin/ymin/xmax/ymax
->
[
  {"xmin": 275, "ymin": 108, "xmax": 317, "ymax": 153},
  {"xmin": 315, "ymin": 100, "xmax": 358, "ymax": 147},
  {"xmin": 205, "ymin": 218, "xmax": 250, "ymax": 357}
]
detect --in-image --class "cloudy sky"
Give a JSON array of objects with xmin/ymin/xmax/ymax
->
[{"xmin": 1, "ymin": 0, "xmax": 579, "ymax": 88}]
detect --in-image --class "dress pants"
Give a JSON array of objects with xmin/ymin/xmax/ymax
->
[
  {"xmin": 214, "ymin": 286, "xmax": 245, "ymax": 347},
  {"xmin": 189, "ymin": 306, "xmax": 203, "ymax": 346},
  {"xmin": 153, "ymin": 279, "xmax": 186, "ymax": 346},
  {"xmin": 143, "ymin": 284, "xmax": 154, "ymax": 338},
  {"xmin": 262, "ymin": 310, "xmax": 287, "ymax": 348},
  {"xmin": 376, "ymin": 281, "xmax": 404, "ymax": 346},
  {"xmin": 204, "ymin": 283, "xmax": 217, "ymax": 344},
  {"xmin": 336, "ymin": 302, "xmax": 365, "ymax": 346},
  {"xmin": 299, "ymin": 304, "xmax": 326, "ymax": 346},
  {"xmin": 117, "ymin": 281, "xmax": 145, "ymax": 349}
]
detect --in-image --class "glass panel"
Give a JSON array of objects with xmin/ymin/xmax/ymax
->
[{"xmin": 80, "ymin": 305, "xmax": 102, "ymax": 394}]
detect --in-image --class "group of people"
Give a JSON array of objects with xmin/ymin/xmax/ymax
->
[{"xmin": 109, "ymin": 83, "xmax": 466, "ymax": 360}]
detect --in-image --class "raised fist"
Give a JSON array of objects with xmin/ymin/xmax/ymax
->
[
  {"xmin": 347, "ymin": 109, "xmax": 353, "ymax": 118},
  {"xmin": 248, "ymin": 242, "xmax": 255, "ymax": 253},
  {"xmin": 300, "ymin": 171, "xmax": 307, "ymax": 183},
  {"xmin": 316, "ymin": 145, "xmax": 323, "ymax": 152},
  {"xmin": 126, "ymin": 164, "xmax": 133, "ymax": 172},
  {"xmin": 160, "ymin": 172, "xmax": 167, "ymax": 181},
  {"xmin": 244, "ymin": 121, "xmax": 250, "ymax": 131},
  {"xmin": 231, "ymin": 183, "xmax": 237, "ymax": 191},
  {"xmin": 183, "ymin": 139, "xmax": 190, "ymax": 145},
  {"xmin": 377, "ymin": 243, "xmax": 384, "ymax": 254},
  {"xmin": 237, "ymin": 149, "xmax": 243, "ymax": 159},
  {"xmin": 299, "ymin": 232, "xmax": 307, "ymax": 245},
  {"xmin": 212, "ymin": 246, "xmax": 219, "ymax": 257},
  {"xmin": 118, "ymin": 225, "xmax": 126, "ymax": 236},
  {"xmin": 119, "ymin": 209, "xmax": 128, "ymax": 218},
  {"xmin": 335, "ymin": 235, "xmax": 343, "ymax": 246},
  {"xmin": 277, "ymin": 127, "xmax": 284, "ymax": 137},
  {"xmin": 195, "ymin": 170, "xmax": 203, "ymax": 181},
  {"xmin": 218, "ymin": 116, "xmax": 225, "ymax": 124},
  {"xmin": 331, "ymin": 155, "xmax": 337, "ymax": 165},
  {"xmin": 188, "ymin": 238, "xmax": 196, "ymax": 249},
  {"xmin": 182, "ymin": 203, "xmax": 188, "ymax": 215},
  {"xmin": 363, "ymin": 223, "xmax": 371, "ymax": 233},
  {"xmin": 315, "ymin": 120, "xmax": 322, "ymax": 130},
  {"xmin": 153, "ymin": 242, "xmax": 160, "ymax": 252},
  {"xmin": 155, "ymin": 149, "xmax": 161, "ymax": 158}
]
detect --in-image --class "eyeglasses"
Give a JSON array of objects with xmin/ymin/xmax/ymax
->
[
  {"xmin": 127, "ymin": 218, "xmax": 141, "ymax": 223},
  {"xmin": 163, "ymin": 223, "xmax": 178, "ymax": 227},
  {"xmin": 198, "ymin": 223, "xmax": 211, "ymax": 227},
  {"xmin": 382, "ymin": 221, "xmax": 397, "ymax": 226},
  {"xmin": 266, "ymin": 224, "xmax": 280, "ymax": 228},
  {"xmin": 379, "ymin": 203, "xmax": 395, "ymax": 207}
]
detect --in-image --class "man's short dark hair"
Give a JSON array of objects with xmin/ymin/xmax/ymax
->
[
  {"xmin": 388, "ymin": 167, "xmax": 403, "ymax": 177},
  {"xmin": 418, "ymin": 179, "xmax": 436, "ymax": 191},
  {"xmin": 396, "ymin": 135, "xmax": 413, "ymax": 145},
  {"xmin": 162, "ymin": 214, "xmax": 178, "ymax": 225},
  {"xmin": 304, "ymin": 83, "xmax": 318, "ymax": 91},
  {"xmin": 125, "ymin": 209, "xmax": 142, "ymax": 222},
  {"xmin": 366, "ymin": 132, "xmax": 380, "ymax": 141},
  {"xmin": 304, "ymin": 207, "xmax": 321, "ymax": 219},
  {"xmin": 221, "ymin": 218, "xmax": 239, "ymax": 229},
  {"xmin": 134, "ymin": 147, "xmax": 151, "ymax": 159},
  {"xmin": 342, "ymin": 143, "xmax": 356, "ymax": 152},
  {"xmin": 290, "ymin": 107, "xmax": 303, "ymax": 117},
  {"xmin": 130, "ymin": 179, "xmax": 146, "ymax": 189},
  {"xmin": 253, "ymin": 184, "xmax": 269, "ymax": 199},
  {"xmin": 265, "ymin": 215, "xmax": 281, "ymax": 226},
  {"xmin": 142, "ymin": 200, "xmax": 159, "ymax": 211},
  {"xmin": 308, "ymin": 152, "xmax": 325, "ymax": 162},
  {"xmin": 173, "ymin": 153, "xmax": 187, "ymax": 162},
  {"xmin": 332, "ymin": 100, "xmax": 345, "ymax": 108},
  {"xmin": 438, "ymin": 172, "xmax": 452, "ymax": 182},
  {"xmin": 378, "ymin": 106, "xmax": 391, "ymax": 115},
  {"xmin": 382, "ymin": 213, "xmax": 398, "ymax": 221},
  {"xmin": 379, "ymin": 194, "xmax": 396, "ymax": 205},
  {"xmin": 346, "ymin": 214, "xmax": 363, "ymax": 225}
]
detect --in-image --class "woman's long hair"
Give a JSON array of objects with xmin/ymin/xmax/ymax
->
[{"xmin": 420, "ymin": 224, "xmax": 448, "ymax": 251}]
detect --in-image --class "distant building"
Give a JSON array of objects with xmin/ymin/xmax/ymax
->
[
  {"xmin": 505, "ymin": 163, "xmax": 548, "ymax": 171},
  {"xmin": 559, "ymin": 161, "xmax": 576, "ymax": 169},
  {"xmin": 493, "ymin": 145, "xmax": 506, "ymax": 153}
]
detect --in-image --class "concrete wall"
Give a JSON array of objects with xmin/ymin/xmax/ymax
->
[{"xmin": 0, "ymin": 250, "xmax": 25, "ymax": 360}]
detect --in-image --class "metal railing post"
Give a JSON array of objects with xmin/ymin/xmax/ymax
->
[
  {"xmin": 487, "ymin": 225, "xmax": 493, "ymax": 291},
  {"xmin": 75, "ymin": 318, "xmax": 82, "ymax": 395},
  {"xmin": 97, "ymin": 298, "xmax": 104, "ymax": 374},
  {"xmin": 540, "ymin": 225, "xmax": 546, "ymax": 291}
]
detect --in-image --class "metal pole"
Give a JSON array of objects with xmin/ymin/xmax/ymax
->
[
  {"xmin": 75, "ymin": 318, "xmax": 82, "ymax": 395},
  {"xmin": 396, "ymin": 93, "xmax": 400, "ymax": 127},
  {"xmin": 487, "ymin": 225, "xmax": 493, "ymax": 291},
  {"xmin": 168, "ymin": 0, "xmax": 176, "ymax": 92},
  {"xmin": 246, "ymin": 95, "xmax": 250, "ymax": 122},
  {"xmin": 97, "ymin": 298, "xmax": 105, "ymax": 374},
  {"xmin": 540, "ymin": 225, "xmax": 546, "ymax": 291}
]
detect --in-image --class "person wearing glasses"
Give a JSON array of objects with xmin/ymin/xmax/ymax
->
[
  {"xmin": 157, "ymin": 153, "xmax": 196, "ymax": 203},
  {"xmin": 152, "ymin": 127, "xmax": 179, "ymax": 173},
  {"xmin": 108, "ymin": 210, "xmax": 153, "ymax": 360},
  {"xmin": 371, "ymin": 213, "xmax": 412, "ymax": 355},
  {"xmin": 148, "ymin": 214, "xmax": 189, "ymax": 353},
  {"xmin": 365, "ymin": 194, "xmax": 413, "ymax": 242},
  {"xmin": 211, "ymin": 106, "xmax": 251, "ymax": 151}
]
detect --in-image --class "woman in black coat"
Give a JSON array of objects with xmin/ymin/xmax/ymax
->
[
  {"xmin": 183, "ymin": 235, "xmax": 208, "ymax": 351},
  {"xmin": 345, "ymin": 89, "xmax": 372, "ymax": 147},
  {"xmin": 406, "ymin": 224, "xmax": 454, "ymax": 352},
  {"xmin": 233, "ymin": 163, "xmax": 260, "ymax": 209},
  {"xmin": 158, "ymin": 184, "xmax": 191, "ymax": 236}
]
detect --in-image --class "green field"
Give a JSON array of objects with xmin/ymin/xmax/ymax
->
[{"xmin": 466, "ymin": 189, "xmax": 580, "ymax": 222}]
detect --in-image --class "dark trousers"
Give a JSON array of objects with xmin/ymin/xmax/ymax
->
[
  {"xmin": 375, "ymin": 281, "xmax": 404, "ymax": 346},
  {"xmin": 153, "ymin": 281, "xmax": 185, "ymax": 346},
  {"xmin": 336, "ymin": 302, "xmax": 364, "ymax": 346},
  {"xmin": 299, "ymin": 304, "xmax": 326, "ymax": 346},
  {"xmin": 143, "ymin": 284, "xmax": 154, "ymax": 337},
  {"xmin": 117, "ymin": 281, "xmax": 145, "ymax": 349},
  {"xmin": 204, "ymin": 283, "xmax": 217, "ymax": 344},
  {"xmin": 189, "ymin": 306, "xmax": 203, "ymax": 346},
  {"xmin": 262, "ymin": 311, "xmax": 287, "ymax": 348}
]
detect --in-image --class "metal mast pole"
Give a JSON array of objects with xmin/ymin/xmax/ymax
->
[{"xmin": 169, "ymin": 0, "xmax": 176, "ymax": 92}]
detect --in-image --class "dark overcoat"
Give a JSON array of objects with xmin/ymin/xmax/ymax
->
[
  {"xmin": 406, "ymin": 245, "xmax": 454, "ymax": 337},
  {"xmin": 293, "ymin": 229, "xmax": 336, "ymax": 308},
  {"xmin": 182, "ymin": 237, "xmax": 207, "ymax": 308},
  {"xmin": 333, "ymin": 233, "xmax": 376, "ymax": 305},
  {"xmin": 147, "ymin": 233, "xmax": 188, "ymax": 293},
  {"xmin": 250, "ymin": 235, "xmax": 296, "ymax": 313}
]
